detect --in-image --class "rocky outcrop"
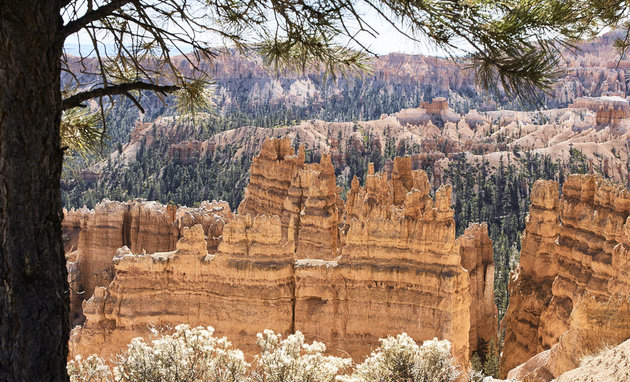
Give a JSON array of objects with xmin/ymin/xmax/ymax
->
[
  {"xmin": 62, "ymin": 200, "xmax": 231, "ymax": 325},
  {"xmin": 238, "ymin": 138, "xmax": 305, "ymax": 219},
  {"xmin": 284, "ymin": 154, "xmax": 340, "ymax": 261},
  {"xmin": 509, "ymin": 294, "xmax": 630, "ymax": 381},
  {"xmin": 70, "ymin": 219, "xmax": 295, "ymax": 359},
  {"xmin": 501, "ymin": 180, "xmax": 560, "ymax": 373},
  {"xmin": 295, "ymin": 156, "xmax": 474, "ymax": 365},
  {"xmin": 555, "ymin": 334, "xmax": 630, "ymax": 382},
  {"xmin": 168, "ymin": 140, "xmax": 203, "ymax": 164},
  {"xmin": 501, "ymin": 174, "xmax": 630, "ymax": 379},
  {"xmin": 69, "ymin": 138, "xmax": 497, "ymax": 367},
  {"xmin": 459, "ymin": 223, "xmax": 498, "ymax": 354},
  {"xmin": 569, "ymin": 96, "xmax": 630, "ymax": 126}
]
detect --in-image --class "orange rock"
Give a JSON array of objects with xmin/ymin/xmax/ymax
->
[
  {"xmin": 70, "ymin": 218, "xmax": 295, "ymax": 359},
  {"xmin": 62, "ymin": 200, "xmax": 231, "ymax": 326},
  {"xmin": 509, "ymin": 294, "xmax": 630, "ymax": 381},
  {"xmin": 501, "ymin": 175, "xmax": 630, "ymax": 379},
  {"xmin": 459, "ymin": 223, "xmax": 498, "ymax": 355},
  {"xmin": 68, "ymin": 138, "xmax": 498, "ymax": 369}
]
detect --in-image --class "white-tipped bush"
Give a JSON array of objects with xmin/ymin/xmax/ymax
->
[
  {"xmin": 115, "ymin": 324, "xmax": 249, "ymax": 382},
  {"xmin": 413, "ymin": 338, "xmax": 460, "ymax": 382},
  {"xmin": 347, "ymin": 333, "xmax": 460, "ymax": 382},
  {"xmin": 68, "ymin": 329, "xmax": 461, "ymax": 382},
  {"xmin": 67, "ymin": 354, "xmax": 113, "ymax": 382},
  {"xmin": 251, "ymin": 330, "xmax": 352, "ymax": 382}
]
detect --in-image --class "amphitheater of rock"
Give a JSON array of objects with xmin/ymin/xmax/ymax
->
[{"xmin": 65, "ymin": 137, "xmax": 497, "ymax": 366}]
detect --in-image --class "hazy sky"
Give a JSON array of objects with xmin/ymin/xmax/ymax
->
[
  {"xmin": 349, "ymin": 6, "xmax": 454, "ymax": 57},
  {"xmin": 63, "ymin": 4, "xmax": 458, "ymax": 58}
]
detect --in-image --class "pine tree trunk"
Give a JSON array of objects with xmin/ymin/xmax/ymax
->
[{"xmin": 0, "ymin": 1, "xmax": 68, "ymax": 380}]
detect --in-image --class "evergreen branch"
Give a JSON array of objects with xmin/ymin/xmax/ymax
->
[
  {"xmin": 59, "ymin": 0, "xmax": 134, "ymax": 40},
  {"xmin": 62, "ymin": 81, "xmax": 179, "ymax": 110}
]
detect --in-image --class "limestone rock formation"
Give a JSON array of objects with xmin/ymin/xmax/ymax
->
[
  {"xmin": 555, "ymin": 337, "xmax": 630, "ymax": 382},
  {"xmin": 167, "ymin": 140, "xmax": 203, "ymax": 164},
  {"xmin": 459, "ymin": 223, "xmax": 498, "ymax": 354},
  {"xmin": 501, "ymin": 180, "xmax": 560, "ymax": 373},
  {"xmin": 284, "ymin": 154, "xmax": 339, "ymax": 261},
  {"xmin": 238, "ymin": 138, "xmax": 305, "ymax": 218},
  {"xmin": 508, "ymin": 294, "xmax": 630, "ymax": 381},
  {"xmin": 62, "ymin": 200, "xmax": 231, "ymax": 325},
  {"xmin": 68, "ymin": 138, "xmax": 498, "ymax": 368},
  {"xmin": 70, "ymin": 220, "xmax": 295, "ymax": 359},
  {"xmin": 295, "ymin": 156, "xmax": 474, "ymax": 365},
  {"xmin": 501, "ymin": 174, "xmax": 630, "ymax": 379}
]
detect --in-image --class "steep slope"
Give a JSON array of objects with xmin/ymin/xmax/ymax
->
[{"xmin": 555, "ymin": 337, "xmax": 630, "ymax": 382}]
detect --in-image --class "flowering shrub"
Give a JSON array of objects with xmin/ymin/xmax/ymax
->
[
  {"xmin": 67, "ymin": 354, "xmax": 113, "ymax": 382},
  {"xmin": 251, "ymin": 330, "xmax": 352, "ymax": 382},
  {"xmin": 68, "ymin": 325, "xmax": 248, "ymax": 382},
  {"xmin": 413, "ymin": 338, "xmax": 460, "ymax": 382},
  {"xmin": 115, "ymin": 325, "xmax": 249, "ymax": 382},
  {"xmin": 345, "ymin": 333, "xmax": 460, "ymax": 382},
  {"xmin": 68, "ymin": 328, "xmax": 461, "ymax": 382}
]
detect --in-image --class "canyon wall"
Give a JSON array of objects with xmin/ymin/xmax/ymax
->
[
  {"xmin": 459, "ymin": 222, "xmax": 498, "ymax": 354},
  {"xmin": 501, "ymin": 174, "xmax": 630, "ymax": 379},
  {"xmin": 70, "ymin": 217, "xmax": 295, "ymax": 358},
  {"xmin": 68, "ymin": 138, "xmax": 497, "ymax": 366},
  {"xmin": 62, "ymin": 200, "xmax": 231, "ymax": 326}
]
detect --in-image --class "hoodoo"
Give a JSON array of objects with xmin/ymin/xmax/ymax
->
[
  {"xmin": 501, "ymin": 175, "xmax": 630, "ymax": 380},
  {"xmin": 67, "ymin": 138, "xmax": 497, "ymax": 366}
]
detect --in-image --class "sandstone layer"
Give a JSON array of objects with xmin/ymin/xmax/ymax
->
[
  {"xmin": 458, "ymin": 222, "xmax": 498, "ymax": 354},
  {"xmin": 508, "ymin": 294, "xmax": 630, "ymax": 381},
  {"xmin": 555, "ymin": 337, "xmax": 630, "ymax": 382},
  {"xmin": 501, "ymin": 174, "xmax": 630, "ymax": 379},
  {"xmin": 69, "ymin": 138, "xmax": 497, "ymax": 366},
  {"xmin": 70, "ymin": 219, "xmax": 294, "ymax": 358},
  {"xmin": 62, "ymin": 200, "xmax": 231, "ymax": 326}
]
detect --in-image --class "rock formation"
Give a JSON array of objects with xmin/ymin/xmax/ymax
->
[
  {"xmin": 459, "ymin": 222, "xmax": 498, "ymax": 354},
  {"xmin": 569, "ymin": 96, "xmax": 630, "ymax": 126},
  {"xmin": 554, "ymin": 336, "xmax": 630, "ymax": 382},
  {"xmin": 501, "ymin": 180, "xmax": 560, "ymax": 373},
  {"xmin": 508, "ymin": 294, "xmax": 630, "ymax": 381},
  {"xmin": 68, "ymin": 138, "xmax": 497, "ymax": 367},
  {"xmin": 62, "ymin": 200, "xmax": 231, "ymax": 326},
  {"xmin": 70, "ymin": 219, "xmax": 295, "ymax": 358},
  {"xmin": 168, "ymin": 140, "xmax": 203, "ymax": 164},
  {"xmin": 501, "ymin": 174, "xmax": 630, "ymax": 379},
  {"xmin": 295, "ymin": 158, "xmax": 472, "ymax": 365}
]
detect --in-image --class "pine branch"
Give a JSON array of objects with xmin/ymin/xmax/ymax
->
[
  {"xmin": 59, "ymin": 0, "xmax": 134, "ymax": 40},
  {"xmin": 62, "ymin": 81, "xmax": 179, "ymax": 110}
]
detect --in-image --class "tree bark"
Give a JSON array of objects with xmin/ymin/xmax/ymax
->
[{"xmin": 0, "ymin": 1, "xmax": 68, "ymax": 380}]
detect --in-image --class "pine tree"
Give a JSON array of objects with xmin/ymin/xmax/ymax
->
[
  {"xmin": 483, "ymin": 339, "xmax": 500, "ymax": 378},
  {"xmin": 471, "ymin": 352, "xmax": 483, "ymax": 372}
]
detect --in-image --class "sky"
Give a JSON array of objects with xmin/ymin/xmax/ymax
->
[
  {"xmin": 348, "ymin": 5, "xmax": 454, "ymax": 57},
  {"xmin": 63, "ymin": 3, "xmax": 457, "ymax": 58}
]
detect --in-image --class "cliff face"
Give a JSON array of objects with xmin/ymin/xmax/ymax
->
[
  {"xmin": 501, "ymin": 181, "xmax": 561, "ymax": 373},
  {"xmin": 459, "ymin": 222, "xmax": 498, "ymax": 354},
  {"xmin": 62, "ymin": 200, "xmax": 231, "ymax": 326},
  {"xmin": 70, "ymin": 218, "xmax": 295, "ymax": 358},
  {"xmin": 295, "ymin": 156, "xmax": 472, "ymax": 364},
  {"xmin": 508, "ymin": 294, "xmax": 630, "ymax": 382},
  {"xmin": 501, "ymin": 174, "xmax": 630, "ymax": 379},
  {"xmin": 68, "ymin": 138, "xmax": 497, "ymax": 366}
]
